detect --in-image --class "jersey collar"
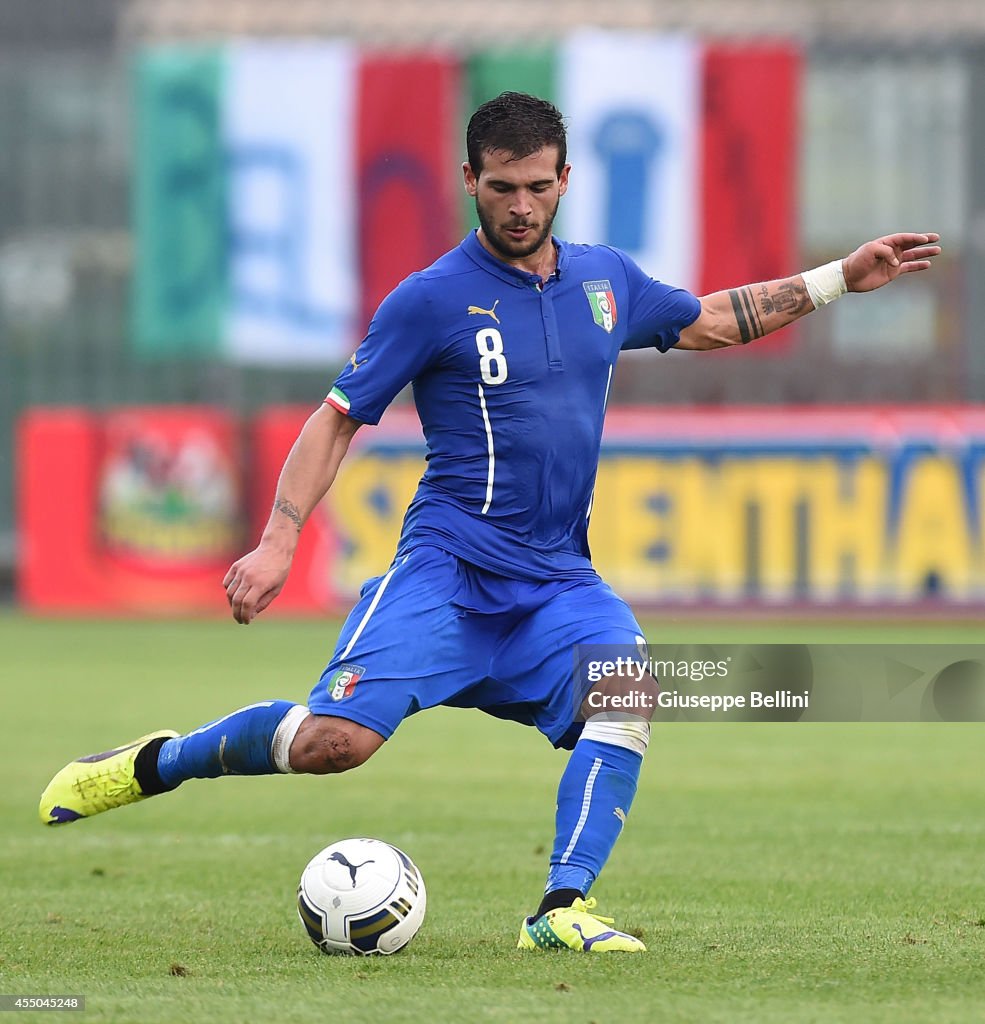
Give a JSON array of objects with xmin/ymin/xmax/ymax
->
[{"xmin": 461, "ymin": 230, "xmax": 568, "ymax": 288}]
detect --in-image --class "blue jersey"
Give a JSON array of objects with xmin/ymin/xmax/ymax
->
[{"xmin": 327, "ymin": 231, "xmax": 701, "ymax": 581}]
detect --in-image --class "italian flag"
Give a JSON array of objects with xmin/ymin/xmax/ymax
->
[
  {"xmin": 134, "ymin": 36, "xmax": 799, "ymax": 362},
  {"xmin": 133, "ymin": 44, "xmax": 459, "ymax": 364}
]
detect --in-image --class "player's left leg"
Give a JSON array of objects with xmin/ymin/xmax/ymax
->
[
  {"xmin": 518, "ymin": 711, "xmax": 650, "ymax": 952},
  {"xmin": 489, "ymin": 576, "xmax": 653, "ymax": 952}
]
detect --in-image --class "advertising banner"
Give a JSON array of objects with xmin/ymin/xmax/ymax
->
[
  {"xmin": 19, "ymin": 408, "xmax": 243, "ymax": 613},
  {"xmin": 22, "ymin": 406, "xmax": 985, "ymax": 614},
  {"xmin": 256, "ymin": 405, "xmax": 985, "ymax": 612}
]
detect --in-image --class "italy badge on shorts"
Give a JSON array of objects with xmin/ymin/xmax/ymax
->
[
  {"xmin": 583, "ymin": 280, "xmax": 617, "ymax": 333},
  {"xmin": 328, "ymin": 664, "xmax": 365, "ymax": 701}
]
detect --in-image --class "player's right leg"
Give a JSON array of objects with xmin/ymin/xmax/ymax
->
[
  {"xmin": 38, "ymin": 711, "xmax": 384, "ymax": 825},
  {"xmin": 39, "ymin": 545, "xmax": 477, "ymax": 825}
]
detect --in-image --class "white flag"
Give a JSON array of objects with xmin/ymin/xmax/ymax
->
[
  {"xmin": 224, "ymin": 41, "xmax": 357, "ymax": 364},
  {"xmin": 560, "ymin": 31, "xmax": 701, "ymax": 291}
]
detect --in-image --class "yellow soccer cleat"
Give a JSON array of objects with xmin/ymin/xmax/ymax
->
[
  {"xmin": 39, "ymin": 730, "xmax": 178, "ymax": 825},
  {"xmin": 517, "ymin": 897, "xmax": 646, "ymax": 953}
]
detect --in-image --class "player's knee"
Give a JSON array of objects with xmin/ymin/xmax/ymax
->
[{"xmin": 289, "ymin": 716, "xmax": 384, "ymax": 775}]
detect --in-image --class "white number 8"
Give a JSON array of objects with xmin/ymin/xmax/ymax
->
[{"xmin": 475, "ymin": 328, "xmax": 508, "ymax": 386}]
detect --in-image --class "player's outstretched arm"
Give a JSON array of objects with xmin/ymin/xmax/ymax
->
[
  {"xmin": 224, "ymin": 403, "xmax": 362, "ymax": 624},
  {"xmin": 676, "ymin": 232, "xmax": 941, "ymax": 350}
]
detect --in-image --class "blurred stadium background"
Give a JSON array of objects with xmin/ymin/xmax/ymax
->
[{"xmin": 3, "ymin": 0, "xmax": 985, "ymax": 615}]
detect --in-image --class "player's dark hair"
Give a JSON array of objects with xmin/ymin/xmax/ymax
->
[{"xmin": 466, "ymin": 92, "xmax": 567, "ymax": 176}]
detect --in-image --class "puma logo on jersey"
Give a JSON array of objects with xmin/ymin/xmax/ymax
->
[
  {"xmin": 467, "ymin": 299, "xmax": 501, "ymax": 324},
  {"xmin": 349, "ymin": 353, "xmax": 366, "ymax": 371}
]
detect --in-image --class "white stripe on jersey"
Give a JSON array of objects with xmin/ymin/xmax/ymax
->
[
  {"xmin": 478, "ymin": 383, "xmax": 495, "ymax": 515},
  {"xmin": 585, "ymin": 364, "xmax": 614, "ymax": 522}
]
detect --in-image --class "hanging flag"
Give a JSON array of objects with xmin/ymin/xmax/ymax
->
[
  {"xmin": 356, "ymin": 55, "xmax": 460, "ymax": 333},
  {"xmin": 700, "ymin": 44, "xmax": 801, "ymax": 350},
  {"xmin": 560, "ymin": 31, "xmax": 702, "ymax": 291},
  {"xmin": 133, "ymin": 41, "xmax": 357, "ymax": 364},
  {"xmin": 132, "ymin": 47, "xmax": 225, "ymax": 357},
  {"xmin": 133, "ymin": 37, "xmax": 801, "ymax": 362},
  {"xmin": 224, "ymin": 41, "xmax": 357, "ymax": 364},
  {"xmin": 463, "ymin": 46, "xmax": 559, "ymax": 233}
]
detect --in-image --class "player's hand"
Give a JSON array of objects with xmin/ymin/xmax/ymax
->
[
  {"xmin": 223, "ymin": 541, "xmax": 293, "ymax": 625},
  {"xmin": 843, "ymin": 232, "xmax": 941, "ymax": 293}
]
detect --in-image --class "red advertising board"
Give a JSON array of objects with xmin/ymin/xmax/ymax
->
[{"xmin": 19, "ymin": 407, "xmax": 243, "ymax": 613}]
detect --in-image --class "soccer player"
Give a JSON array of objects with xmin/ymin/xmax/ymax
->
[{"xmin": 40, "ymin": 92, "xmax": 940, "ymax": 953}]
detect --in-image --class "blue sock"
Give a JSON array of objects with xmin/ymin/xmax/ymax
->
[
  {"xmin": 157, "ymin": 701, "xmax": 299, "ymax": 788},
  {"xmin": 545, "ymin": 738, "xmax": 642, "ymax": 897}
]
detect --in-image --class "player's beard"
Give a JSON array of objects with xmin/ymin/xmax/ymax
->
[{"xmin": 474, "ymin": 193, "xmax": 560, "ymax": 262}]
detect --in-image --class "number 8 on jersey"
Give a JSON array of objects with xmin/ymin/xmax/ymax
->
[{"xmin": 475, "ymin": 329, "xmax": 508, "ymax": 385}]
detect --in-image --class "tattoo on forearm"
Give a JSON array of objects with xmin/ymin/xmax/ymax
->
[
  {"xmin": 761, "ymin": 280, "xmax": 810, "ymax": 317},
  {"xmin": 274, "ymin": 498, "xmax": 303, "ymax": 532},
  {"xmin": 728, "ymin": 287, "xmax": 765, "ymax": 344}
]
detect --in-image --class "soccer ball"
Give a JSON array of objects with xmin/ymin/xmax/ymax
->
[{"xmin": 297, "ymin": 838, "xmax": 427, "ymax": 955}]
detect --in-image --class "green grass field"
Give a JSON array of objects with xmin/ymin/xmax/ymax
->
[{"xmin": 2, "ymin": 614, "xmax": 984, "ymax": 1023}]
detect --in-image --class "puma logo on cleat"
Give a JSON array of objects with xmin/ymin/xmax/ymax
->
[
  {"xmin": 467, "ymin": 299, "xmax": 500, "ymax": 323},
  {"xmin": 328, "ymin": 851, "xmax": 375, "ymax": 887},
  {"xmin": 48, "ymin": 806, "xmax": 83, "ymax": 824},
  {"xmin": 572, "ymin": 922, "xmax": 620, "ymax": 951}
]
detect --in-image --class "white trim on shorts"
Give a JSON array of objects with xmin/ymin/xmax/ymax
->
[{"xmin": 337, "ymin": 554, "xmax": 409, "ymax": 661}]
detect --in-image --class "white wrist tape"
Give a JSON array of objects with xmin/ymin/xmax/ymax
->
[{"xmin": 802, "ymin": 259, "xmax": 848, "ymax": 308}]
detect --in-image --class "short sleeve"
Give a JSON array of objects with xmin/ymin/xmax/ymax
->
[
  {"xmin": 616, "ymin": 250, "xmax": 702, "ymax": 352},
  {"xmin": 326, "ymin": 277, "xmax": 440, "ymax": 425}
]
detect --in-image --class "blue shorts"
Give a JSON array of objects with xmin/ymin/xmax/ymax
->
[{"xmin": 308, "ymin": 545, "xmax": 645, "ymax": 749}]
